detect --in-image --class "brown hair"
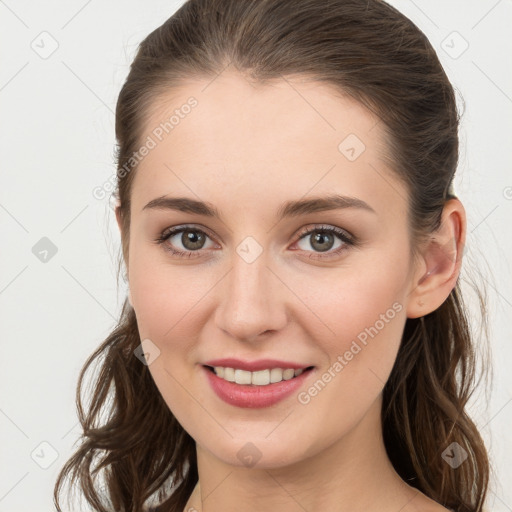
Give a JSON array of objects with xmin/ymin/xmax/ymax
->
[{"xmin": 54, "ymin": 0, "xmax": 492, "ymax": 510}]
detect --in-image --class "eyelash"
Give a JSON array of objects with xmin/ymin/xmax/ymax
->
[{"xmin": 153, "ymin": 224, "xmax": 357, "ymax": 261}]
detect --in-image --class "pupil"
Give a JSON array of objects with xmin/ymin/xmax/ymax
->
[
  {"xmin": 312, "ymin": 232, "xmax": 333, "ymax": 252},
  {"xmin": 183, "ymin": 230, "xmax": 204, "ymax": 250}
]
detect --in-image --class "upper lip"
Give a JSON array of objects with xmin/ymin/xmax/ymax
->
[{"xmin": 202, "ymin": 358, "xmax": 313, "ymax": 372}]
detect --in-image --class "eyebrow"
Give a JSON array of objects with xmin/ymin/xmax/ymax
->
[{"xmin": 142, "ymin": 193, "xmax": 376, "ymax": 219}]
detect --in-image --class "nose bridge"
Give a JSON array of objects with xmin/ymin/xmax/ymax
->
[{"xmin": 214, "ymin": 243, "xmax": 286, "ymax": 341}]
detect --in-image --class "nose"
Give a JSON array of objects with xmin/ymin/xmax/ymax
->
[{"xmin": 213, "ymin": 249, "xmax": 288, "ymax": 343}]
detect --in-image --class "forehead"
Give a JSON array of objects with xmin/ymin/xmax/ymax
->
[{"xmin": 130, "ymin": 70, "xmax": 408, "ymax": 221}]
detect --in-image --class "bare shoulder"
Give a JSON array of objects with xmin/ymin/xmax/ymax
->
[
  {"xmin": 400, "ymin": 486, "xmax": 453, "ymax": 512},
  {"xmin": 419, "ymin": 503, "xmax": 452, "ymax": 512}
]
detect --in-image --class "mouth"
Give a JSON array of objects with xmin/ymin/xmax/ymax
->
[
  {"xmin": 202, "ymin": 364, "xmax": 315, "ymax": 386},
  {"xmin": 202, "ymin": 364, "xmax": 316, "ymax": 408}
]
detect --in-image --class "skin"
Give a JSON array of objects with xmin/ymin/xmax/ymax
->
[{"xmin": 115, "ymin": 68, "xmax": 465, "ymax": 512}]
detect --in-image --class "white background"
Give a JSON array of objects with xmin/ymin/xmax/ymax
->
[{"xmin": 0, "ymin": 1, "xmax": 511, "ymax": 510}]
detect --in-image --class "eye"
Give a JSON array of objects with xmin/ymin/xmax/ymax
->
[
  {"xmin": 154, "ymin": 223, "xmax": 357, "ymax": 260},
  {"xmin": 154, "ymin": 225, "xmax": 217, "ymax": 258},
  {"xmin": 292, "ymin": 224, "xmax": 356, "ymax": 260}
]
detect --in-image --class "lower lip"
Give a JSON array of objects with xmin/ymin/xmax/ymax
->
[{"xmin": 202, "ymin": 366, "xmax": 314, "ymax": 408}]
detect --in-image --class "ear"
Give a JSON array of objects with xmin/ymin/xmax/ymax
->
[
  {"xmin": 406, "ymin": 198, "xmax": 466, "ymax": 319},
  {"xmin": 115, "ymin": 203, "xmax": 123, "ymax": 233},
  {"xmin": 115, "ymin": 203, "xmax": 132, "ymax": 306}
]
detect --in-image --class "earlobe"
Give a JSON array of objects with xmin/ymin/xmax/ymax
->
[{"xmin": 406, "ymin": 198, "xmax": 466, "ymax": 318}]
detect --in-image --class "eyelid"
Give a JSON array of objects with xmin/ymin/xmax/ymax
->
[
  {"xmin": 159, "ymin": 223, "xmax": 220, "ymax": 244},
  {"xmin": 156, "ymin": 223, "xmax": 357, "ymax": 259},
  {"xmin": 158, "ymin": 224, "xmax": 220, "ymax": 252},
  {"xmin": 295, "ymin": 224, "xmax": 355, "ymax": 243},
  {"xmin": 159, "ymin": 223, "xmax": 354, "ymax": 243}
]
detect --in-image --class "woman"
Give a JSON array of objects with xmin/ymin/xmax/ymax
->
[{"xmin": 54, "ymin": 0, "xmax": 491, "ymax": 511}]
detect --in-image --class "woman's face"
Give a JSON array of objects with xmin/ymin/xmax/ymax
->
[{"xmin": 121, "ymin": 71, "xmax": 424, "ymax": 468}]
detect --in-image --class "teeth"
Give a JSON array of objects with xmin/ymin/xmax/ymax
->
[
  {"xmin": 234, "ymin": 369, "xmax": 252, "ymax": 385},
  {"xmin": 212, "ymin": 366, "xmax": 307, "ymax": 385}
]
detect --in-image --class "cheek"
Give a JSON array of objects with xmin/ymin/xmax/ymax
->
[
  {"xmin": 128, "ymin": 241, "xmax": 211, "ymax": 343},
  {"xmin": 294, "ymin": 259, "xmax": 408, "ymax": 347},
  {"xmin": 290, "ymin": 255, "xmax": 409, "ymax": 404},
  {"xmin": 128, "ymin": 259, "xmax": 212, "ymax": 424},
  {"xmin": 132, "ymin": 277, "xmax": 197, "ymax": 332},
  {"xmin": 289, "ymin": 273, "xmax": 407, "ymax": 450}
]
